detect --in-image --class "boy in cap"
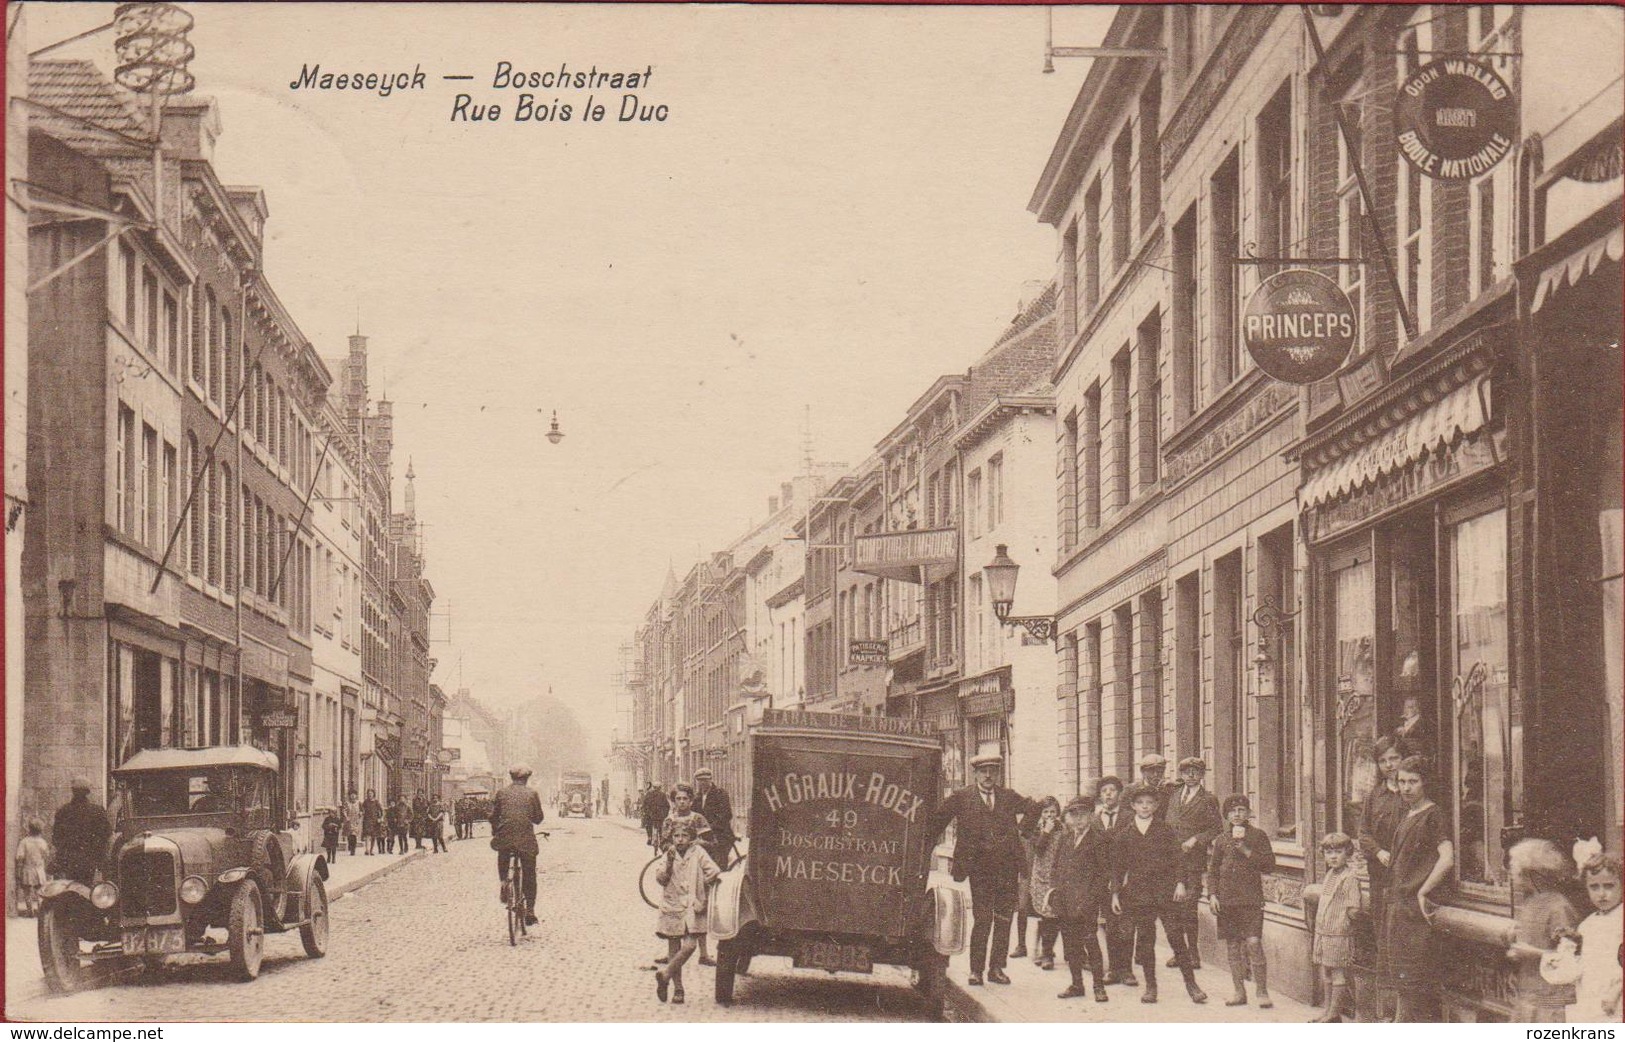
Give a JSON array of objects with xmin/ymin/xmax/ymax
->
[
  {"xmin": 1049, "ymin": 794, "xmax": 1111, "ymax": 1002},
  {"xmin": 1135, "ymin": 753, "xmax": 1171, "ymax": 821},
  {"xmin": 653, "ymin": 821, "xmax": 722, "ymax": 1005},
  {"xmin": 1093, "ymin": 776, "xmax": 1136, "ymax": 986},
  {"xmin": 928, "ymin": 751, "xmax": 1036, "ymax": 986},
  {"xmin": 1110, "ymin": 782, "xmax": 1207, "ymax": 1005},
  {"xmin": 1164, "ymin": 756, "xmax": 1221, "ymax": 969},
  {"xmin": 1205, "ymin": 794, "xmax": 1276, "ymax": 1007}
]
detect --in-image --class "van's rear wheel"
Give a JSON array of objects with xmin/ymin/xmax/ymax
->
[{"xmin": 914, "ymin": 951, "xmax": 950, "ymax": 1018}]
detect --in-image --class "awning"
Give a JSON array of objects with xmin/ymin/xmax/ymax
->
[
  {"xmin": 1531, "ymin": 224, "xmax": 1625, "ymax": 313},
  {"xmin": 853, "ymin": 528, "xmax": 958, "ymax": 584},
  {"xmin": 1299, "ymin": 376, "xmax": 1492, "ymax": 509}
]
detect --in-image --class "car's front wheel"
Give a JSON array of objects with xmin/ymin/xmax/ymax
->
[
  {"xmin": 299, "ymin": 877, "xmax": 328, "ymax": 958},
  {"xmin": 227, "ymin": 880, "xmax": 264, "ymax": 981},
  {"xmin": 38, "ymin": 903, "xmax": 91, "ymax": 994}
]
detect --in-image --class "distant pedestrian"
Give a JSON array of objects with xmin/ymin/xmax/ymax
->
[
  {"xmin": 51, "ymin": 778, "xmax": 112, "ymax": 885},
  {"xmin": 389, "ymin": 796, "xmax": 411, "ymax": 854},
  {"xmin": 652, "ymin": 821, "xmax": 721, "ymax": 1006},
  {"xmin": 927, "ymin": 751, "xmax": 1036, "ymax": 986},
  {"xmin": 14, "ymin": 819, "xmax": 51, "ymax": 916},
  {"xmin": 362, "ymin": 790, "xmax": 384, "ymax": 854},
  {"xmin": 1310, "ymin": 832, "xmax": 1361, "ymax": 1023},
  {"xmin": 1386, "ymin": 755, "xmax": 1452, "ymax": 1022},
  {"xmin": 321, "ymin": 807, "xmax": 342, "ymax": 863},
  {"xmin": 1504, "ymin": 838, "xmax": 1579, "ymax": 1021},
  {"xmin": 428, "ymin": 798, "xmax": 449, "ymax": 853},
  {"xmin": 640, "ymin": 784, "xmax": 670, "ymax": 847},
  {"xmin": 1110, "ymin": 782, "xmax": 1207, "ymax": 1005},
  {"xmin": 343, "ymin": 791, "xmax": 361, "ymax": 856},
  {"xmin": 1205, "ymin": 794, "xmax": 1275, "ymax": 1008},
  {"xmin": 411, "ymin": 794, "xmax": 429, "ymax": 850}
]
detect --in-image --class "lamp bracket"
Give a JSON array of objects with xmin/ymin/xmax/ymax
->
[
  {"xmin": 1251, "ymin": 594, "xmax": 1302, "ymax": 636},
  {"xmin": 1002, "ymin": 616, "xmax": 1057, "ymax": 643}
]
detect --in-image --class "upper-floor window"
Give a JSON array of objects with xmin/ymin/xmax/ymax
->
[
  {"xmin": 161, "ymin": 292, "xmax": 179, "ymax": 377},
  {"xmin": 1083, "ymin": 177, "xmax": 1103, "ymax": 313},
  {"xmin": 1397, "ymin": 16, "xmax": 1435, "ymax": 338},
  {"xmin": 1335, "ymin": 70, "xmax": 1368, "ymax": 358},
  {"xmin": 967, "ymin": 468, "xmax": 983, "ymax": 538},
  {"xmin": 1136, "ymin": 309, "xmax": 1161, "ymax": 488},
  {"xmin": 1257, "ymin": 81, "xmax": 1293, "ymax": 279},
  {"xmin": 1210, "ymin": 149, "xmax": 1241, "ymax": 392},
  {"xmin": 1139, "ymin": 78, "xmax": 1162, "ymax": 236},
  {"xmin": 206, "ymin": 290, "xmax": 223, "ymax": 406},
  {"xmin": 142, "ymin": 269, "xmax": 159, "ymax": 356},
  {"xmin": 1172, "ymin": 205, "xmax": 1199, "ymax": 420},
  {"xmin": 1467, "ymin": 9, "xmax": 1516, "ymax": 298},
  {"xmin": 1111, "ymin": 345, "xmax": 1133, "ymax": 511},
  {"xmin": 1061, "ymin": 412, "xmax": 1080, "ymax": 552},
  {"xmin": 1082, "ymin": 383, "xmax": 1102, "ymax": 530},
  {"xmin": 1062, "ymin": 221, "xmax": 1080, "ymax": 342},
  {"xmin": 1112, "ymin": 124, "xmax": 1134, "ymax": 271},
  {"xmin": 987, "ymin": 453, "xmax": 1004, "ymax": 530},
  {"xmin": 120, "ymin": 243, "xmax": 138, "ymax": 331}
]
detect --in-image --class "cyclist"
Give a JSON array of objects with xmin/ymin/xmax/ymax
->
[{"xmin": 490, "ymin": 764, "xmax": 546, "ymax": 926}]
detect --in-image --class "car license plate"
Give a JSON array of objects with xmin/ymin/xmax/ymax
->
[
  {"xmin": 123, "ymin": 928, "xmax": 185, "ymax": 955},
  {"xmin": 794, "ymin": 940, "xmax": 872, "ymax": 974}
]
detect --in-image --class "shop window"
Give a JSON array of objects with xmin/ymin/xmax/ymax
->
[
  {"xmin": 1213, "ymin": 551, "xmax": 1245, "ymax": 794},
  {"xmin": 1449, "ymin": 506, "xmax": 1515, "ymax": 887},
  {"xmin": 1386, "ymin": 521, "xmax": 1438, "ymax": 763},
  {"xmin": 1175, "ymin": 572, "xmax": 1202, "ymax": 759},
  {"xmin": 1330, "ymin": 549, "xmax": 1375, "ymax": 839}
]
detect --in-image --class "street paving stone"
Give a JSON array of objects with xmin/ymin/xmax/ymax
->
[{"xmin": 7, "ymin": 818, "xmax": 931, "ymax": 1023}]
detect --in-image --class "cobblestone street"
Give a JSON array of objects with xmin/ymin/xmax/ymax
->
[{"xmin": 7, "ymin": 819, "xmax": 931, "ymax": 1023}]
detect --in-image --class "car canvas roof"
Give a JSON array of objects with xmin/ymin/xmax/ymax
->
[{"xmin": 113, "ymin": 746, "xmax": 281, "ymax": 775}]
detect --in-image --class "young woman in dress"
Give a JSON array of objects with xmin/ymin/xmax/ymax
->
[{"xmin": 1386, "ymin": 755, "xmax": 1454, "ymax": 1022}]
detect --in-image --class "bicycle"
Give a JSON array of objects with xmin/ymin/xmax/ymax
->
[
  {"xmin": 501, "ymin": 830, "xmax": 550, "ymax": 946},
  {"xmin": 638, "ymin": 840, "xmax": 742, "ymax": 909}
]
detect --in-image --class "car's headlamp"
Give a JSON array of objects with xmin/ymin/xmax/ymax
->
[
  {"xmin": 90, "ymin": 882, "xmax": 119, "ymax": 909},
  {"xmin": 179, "ymin": 876, "xmax": 208, "ymax": 904}
]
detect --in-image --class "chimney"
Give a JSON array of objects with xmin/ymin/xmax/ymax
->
[
  {"xmin": 781, "ymin": 481, "xmax": 793, "ymax": 507},
  {"xmin": 159, "ymin": 99, "xmax": 221, "ymax": 164},
  {"xmin": 768, "ymin": 495, "xmax": 779, "ymax": 515},
  {"xmin": 223, "ymin": 187, "xmax": 268, "ymax": 251}
]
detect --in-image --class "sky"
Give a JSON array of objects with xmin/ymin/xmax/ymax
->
[{"xmin": 26, "ymin": 2, "xmax": 1112, "ymax": 757}]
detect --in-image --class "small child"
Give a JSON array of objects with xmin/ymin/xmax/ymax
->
[
  {"xmin": 653, "ymin": 822, "xmax": 721, "ymax": 1005},
  {"xmin": 1310, "ymin": 832, "xmax": 1362, "ymax": 1023},
  {"xmin": 1205, "ymin": 794, "xmax": 1276, "ymax": 1008},
  {"xmin": 1505, "ymin": 838, "xmax": 1579, "ymax": 1021},
  {"xmin": 1557, "ymin": 852, "xmax": 1623, "ymax": 1022},
  {"xmin": 14, "ymin": 819, "xmax": 50, "ymax": 917},
  {"xmin": 321, "ymin": 808, "xmax": 342, "ymax": 864}
]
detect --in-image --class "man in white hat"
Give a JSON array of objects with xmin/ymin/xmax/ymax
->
[{"xmin": 928, "ymin": 752, "xmax": 1036, "ymax": 986}]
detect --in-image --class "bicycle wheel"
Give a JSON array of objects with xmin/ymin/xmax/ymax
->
[
  {"xmin": 507, "ymin": 901, "xmax": 519, "ymax": 946},
  {"xmin": 639, "ymin": 855, "xmax": 663, "ymax": 909}
]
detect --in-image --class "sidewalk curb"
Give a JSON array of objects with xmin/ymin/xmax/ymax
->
[
  {"xmin": 329, "ymin": 848, "xmax": 429, "ymax": 901},
  {"xmin": 941, "ymin": 979, "xmax": 998, "ymax": 1023}
]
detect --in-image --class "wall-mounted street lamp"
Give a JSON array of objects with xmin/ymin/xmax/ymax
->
[
  {"xmin": 545, "ymin": 411, "xmax": 565, "ymax": 445},
  {"xmin": 1252, "ymin": 594, "xmax": 1303, "ymax": 703},
  {"xmin": 982, "ymin": 544, "xmax": 1057, "ymax": 643}
]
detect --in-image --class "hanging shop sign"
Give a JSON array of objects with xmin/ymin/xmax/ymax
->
[
  {"xmin": 259, "ymin": 709, "xmax": 297, "ymax": 730},
  {"xmin": 1242, "ymin": 269, "xmax": 1358, "ymax": 384},
  {"xmin": 1396, "ymin": 57, "xmax": 1516, "ymax": 180}
]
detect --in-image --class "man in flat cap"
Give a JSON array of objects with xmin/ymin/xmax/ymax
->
[
  {"xmin": 928, "ymin": 752, "xmax": 1036, "ymax": 985},
  {"xmin": 1136, "ymin": 753, "xmax": 1172, "ymax": 822},
  {"xmin": 1163, "ymin": 756, "xmax": 1221, "ymax": 969},
  {"xmin": 691, "ymin": 767, "xmax": 735, "ymax": 873},
  {"xmin": 52, "ymin": 777, "xmax": 112, "ymax": 885},
  {"xmin": 490, "ymin": 765, "xmax": 545, "ymax": 926}
]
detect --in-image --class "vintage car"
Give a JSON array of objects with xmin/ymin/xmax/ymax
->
[
  {"xmin": 707, "ymin": 709, "xmax": 967, "ymax": 1015},
  {"xmin": 559, "ymin": 771, "xmax": 593, "ymax": 818},
  {"xmin": 37, "ymin": 746, "xmax": 330, "ymax": 992}
]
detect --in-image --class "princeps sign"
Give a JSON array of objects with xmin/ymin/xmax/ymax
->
[
  {"xmin": 1242, "ymin": 269, "xmax": 1358, "ymax": 384},
  {"xmin": 1395, "ymin": 57, "xmax": 1517, "ymax": 180}
]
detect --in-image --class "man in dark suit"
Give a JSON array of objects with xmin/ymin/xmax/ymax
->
[
  {"xmin": 1091, "ymin": 775, "xmax": 1136, "ymax": 985},
  {"xmin": 692, "ymin": 767, "xmax": 735, "ymax": 867},
  {"xmin": 1163, "ymin": 756, "xmax": 1222, "ymax": 970},
  {"xmin": 928, "ymin": 752, "xmax": 1035, "ymax": 986},
  {"xmin": 51, "ymin": 778, "xmax": 112, "ymax": 885},
  {"xmin": 490, "ymin": 765, "xmax": 546, "ymax": 926}
]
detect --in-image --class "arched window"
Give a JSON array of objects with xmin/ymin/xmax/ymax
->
[
  {"xmin": 242, "ymin": 486, "xmax": 255, "ymax": 597},
  {"xmin": 220, "ymin": 308, "xmax": 236, "ymax": 410},
  {"xmin": 186, "ymin": 433, "xmax": 202, "ymax": 576},
  {"xmin": 205, "ymin": 454, "xmax": 219, "ymax": 585},
  {"xmin": 189, "ymin": 288, "xmax": 206, "ymax": 388}
]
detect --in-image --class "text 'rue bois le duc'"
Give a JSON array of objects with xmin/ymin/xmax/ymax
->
[{"xmin": 289, "ymin": 62, "xmax": 669, "ymax": 124}]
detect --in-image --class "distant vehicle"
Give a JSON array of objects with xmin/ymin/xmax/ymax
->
[
  {"xmin": 707, "ymin": 709, "xmax": 966, "ymax": 1015},
  {"xmin": 37, "ymin": 746, "xmax": 329, "ymax": 992},
  {"xmin": 558, "ymin": 770, "xmax": 594, "ymax": 818}
]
